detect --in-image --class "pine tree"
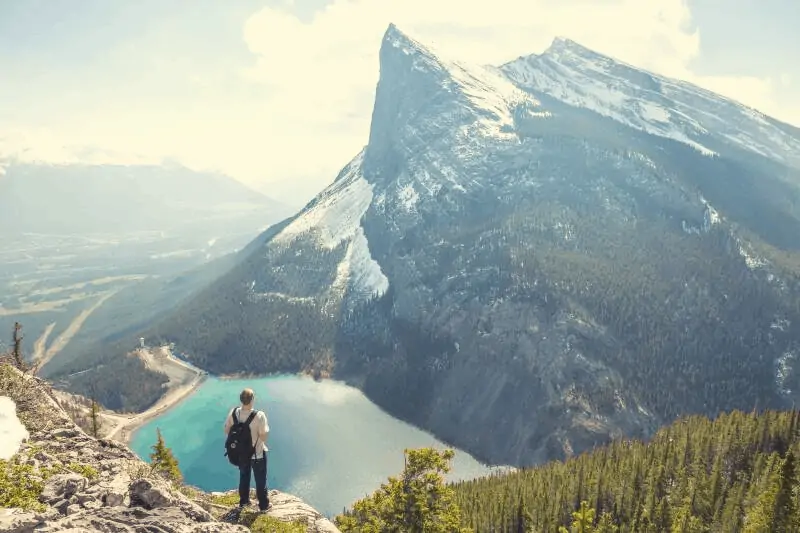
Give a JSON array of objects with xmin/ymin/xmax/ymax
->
[
  {"xmin": 149, "ymin": 428, "xmax": 182, "ymax": 482},
  {"xmin": 515, "ymin": 496, "xmax": 533, "ymax": 533},
  {"xmin": 90, "ymin": 396, "xmax": 101, "ymax": 438},
  {"xmin": 335, "ymin": 447, "xmax": 471, "ymax": 533},
  {"xmin": 559, "ymin": 501, "xmax": 596, "ymax": 533},
  {"xmin": 595, "ymin": 512, "xmax": 618, "ymax": 533},
  {"xmin": 12, "ymin": 322, "xmax": 24, "ymax": 370},
  {"xmin": 772, "ymin": 450, "xmax": 797, "ymax": 531}
]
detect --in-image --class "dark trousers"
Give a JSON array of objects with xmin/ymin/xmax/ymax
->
[{"xmin": 238, "ymin": 455, "xmax": 269, "ymax": 510}]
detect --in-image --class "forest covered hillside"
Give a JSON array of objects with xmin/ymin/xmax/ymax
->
[{"xmin": 452, "ymin": 409, "xmax": 800, "ymax": 532}]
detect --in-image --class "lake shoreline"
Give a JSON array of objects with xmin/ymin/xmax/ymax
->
[
  {"xmin": 117, "ymin": 368, "xmax": 324, "ymax": 446},
  {"xmin": 127, "ymin": 375, "xmax": 499, "ymax": 517},
  {"xmin": 102, "ymin": 347, "xmax": 211, "ymax": 445},
  {"xmin": 105, "ymin": 372, "xmax": 207, "ymax": 446}
]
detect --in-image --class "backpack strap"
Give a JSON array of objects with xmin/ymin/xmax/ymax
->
[
  {"xmin": 231, "ymin": 408, "xmax": 239, "ymax": 424},
  {"xmin": 244, "ymin": 411, "xmax": 258, "ymax": 426}
]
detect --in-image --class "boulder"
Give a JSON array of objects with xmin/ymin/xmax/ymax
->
[{"xmin": 39, "ymin": 474, "xmax": 88, "ymax": 505}]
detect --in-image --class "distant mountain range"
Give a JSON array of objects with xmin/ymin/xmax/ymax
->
[
  {"xmin": 61, "ymin": 24, "xmax": 800, "ymax": 467},
  {"xmin": 0, "ymin": 162, "xmax": 292, "ymax": 237},
  {"xmin": 1, "ymin": 162, "xmax": 293, "ymax": 389}
]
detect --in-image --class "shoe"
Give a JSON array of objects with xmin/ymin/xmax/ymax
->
[{"xmin": 259, "ymin": 502, "xmax": 272, "ymax": 513}]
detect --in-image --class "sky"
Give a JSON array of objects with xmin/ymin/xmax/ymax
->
[{"xmin": 1, "ymin": 0, "xmax": 798, "ymax": 205}]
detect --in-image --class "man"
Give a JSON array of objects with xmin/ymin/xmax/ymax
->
[{"xmin": 223, "ymin": 387, "xmax": 270, "ymax": 511}]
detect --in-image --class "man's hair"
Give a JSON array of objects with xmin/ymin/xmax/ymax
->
[{"xmin": 240, "ymin": 388, "xmax": 255, "ymax": 405}]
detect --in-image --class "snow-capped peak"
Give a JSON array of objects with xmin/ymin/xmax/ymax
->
[
  {"xmin": 375, "ymin": 24, "xmax": 538, "ymax": 134},
  {"xmin": 365, "ymin": 24, "xmax": 549, "ymax": 181},
  {"xmin": 502, "ymin": 38, "xmax": 800, "ymax": 167},
  {"xmin": 544, "ymin": 36, "xmax": 598, "ymax": 58},
  {"xmin": 382, "ymin": 23, "xmax": 432, "ymax": 59}
]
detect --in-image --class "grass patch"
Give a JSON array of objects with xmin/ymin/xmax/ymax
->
[
  {"xmin": 210, "ymin": 492, "xmax": 241, "ymax": 507},
  {"xmin": 66, "ymin": 462, "xmax": 99, "ymax": 480},
  {"xmin": 242, "ymin": 511, "xmax": 306, "ymax": 532},
  {"xmin": 176, "ymin": 483, "xmax": 201, "ymax": 499},
  {"xmin": 0, "ymin": 459, "xmax": 46, "ymax": 511}
]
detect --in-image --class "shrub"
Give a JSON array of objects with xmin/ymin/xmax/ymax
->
[{"xmin": 0, "ymin": 459, "xmax": 46, "ymax": 511}]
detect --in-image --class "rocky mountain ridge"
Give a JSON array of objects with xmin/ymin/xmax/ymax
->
[
  {"xmin": 84, "ymin": 24, "xmax": 800, "ymax": 469},
  {"xmin": 0, "ymin": 366, "xmax": 340, "ymax": 533}
]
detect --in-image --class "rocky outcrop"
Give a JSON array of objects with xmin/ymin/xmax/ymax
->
[
  {"xmin": 0, "ymin": 370, "xmax": 340, "ymax": 533},
  {"xmin": 213, "ymin": 490, "xmax": 340, "ymax": 533}
]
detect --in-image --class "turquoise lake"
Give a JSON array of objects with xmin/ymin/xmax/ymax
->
[{"xmin": 130, "ymin": 375, "xmax": 496, "ymax": 517}]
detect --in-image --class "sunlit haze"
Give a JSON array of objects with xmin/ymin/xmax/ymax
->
[{"xmin": 1, "ymin": 0, "xmax": 797, "ymax": 204}]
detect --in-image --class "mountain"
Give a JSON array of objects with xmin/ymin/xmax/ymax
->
[{"xmin": 98, "ymin": 24, "xmax": 800, "ymax": 467}]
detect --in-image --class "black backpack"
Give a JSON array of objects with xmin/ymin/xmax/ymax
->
[{"xmin": 224, "ymin": 408, "xmax": 258, "ymax": 467}]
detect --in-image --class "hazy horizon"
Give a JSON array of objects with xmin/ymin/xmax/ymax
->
[{"xmin": 1, "ymin": 0, "xmax": 798, "ymax": 206}]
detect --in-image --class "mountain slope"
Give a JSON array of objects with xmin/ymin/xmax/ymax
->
[{"xmin": 137, "ymin": 24, "xmax": 800, "ymax": 467}]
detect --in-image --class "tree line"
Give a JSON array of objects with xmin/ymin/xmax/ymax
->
[{"xmin": 337, "ymin": 409, "xmax": 800, "ymax": 532}]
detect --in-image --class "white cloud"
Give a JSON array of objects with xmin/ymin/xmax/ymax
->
[
  {"xmin": 237, "ymin": 0, "xmax": 800, "ymax": 192},
  {"xmin": 2, "ymin": 0, "xmax": 798, "ymax": 204}
]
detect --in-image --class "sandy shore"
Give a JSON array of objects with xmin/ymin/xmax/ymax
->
[{"xmin": 101, "ymin": 347, "xmax": 207, "ymax": 445}]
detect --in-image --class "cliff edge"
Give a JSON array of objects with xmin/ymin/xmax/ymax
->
[{"xmin": 0, "ymin": 364, "xmax": 340, "ymax": 533}]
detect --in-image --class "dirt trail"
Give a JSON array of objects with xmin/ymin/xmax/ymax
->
[
  {"xmin": 39, "ymin": 290, "xmax": 119, "ymax": 367},
  {"xmin": 32, "ymin": 322, "xmax": 56, "ymax": 361}
]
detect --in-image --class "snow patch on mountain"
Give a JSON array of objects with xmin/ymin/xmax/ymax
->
[
  {"xmin": 735, "ymin": 237, "xmax": 768, "ymax": 270},
  {"xmin": 502, "ymin": 50, "xmax": 717, "ymax": 157},
  {"xmin": 274, "ymin": 150, "xmax": 371, "ymax": 249},
  {"xmin": 397, "ymin": 182, "xmax": 420, "ymax": 211},
  {"xmin": 776, "ymin": 350, "xmax": 797, "ymax": 396},
  {"xmin": 349, "ymin": 227, "xmax": 390, "ymax": 297},
  {"xmin": 384, "ymin": 25, "xmax": 550, "ymax": 143},
  {"xmin": 272, "ymin": 149, "xmax": 389, "ymax": 300},
  {"xmin": 501, "ymin": 38, "xmax": 800, "ymax": 166},
  {"xmin": 319, "ymin": 227, "xmax": 389, "ymax": 310}
]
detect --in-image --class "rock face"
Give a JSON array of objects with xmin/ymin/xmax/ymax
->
[
  {"xmin": 213, "ymin": 490, "xmax": 340, "ymax": 533},
  {"xmin": 0, "ymin": 374, "xmax": 339, "ymax": 533},
  {"xmin": 138, "ymin": 24, "xmax": 800, "ymax": 468}
]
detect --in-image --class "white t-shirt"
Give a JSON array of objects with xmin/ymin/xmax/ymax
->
[{"xmin": 224, "ymin": 406, "xmax": 269, "ymax": 458}]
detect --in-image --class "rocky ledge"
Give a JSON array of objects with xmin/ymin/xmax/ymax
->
[{"xmin": 0, "ymin": 370, "xmax": 340, "ymax": 533}]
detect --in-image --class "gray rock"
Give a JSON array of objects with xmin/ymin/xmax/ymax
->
[
  {"xmin": 103, "ymin": 491, "xmax": 126, "ymax": 507},
  {"xmin": 50, "ymin": 428, "xmax": 78, "ymax": 439},
  {"xmin": 32, "ymin": 506, "xmax": 248, "ymax": 533},
  {"xmin": 65, "ymin": 504, "xmax": 81, "ymax": 516},
  {"xmin": 76, "ymin": 493, "xmax": 97, "ymax": 505},
  {"xmin": 53, "ymin": 499, "xmax": 70, "ymax": 515},
  {"xmin": 34, "ymin": 451, "xmax": 58, "ymax": 464},
  {"xmin": 0, "ymin": 508, "xmax": 42, "ymax": 533},
  {"xmin": 40, "ymin": 473, "xmax": 88, "ymax": 505},
  {"xmin": 129, "ymin": 479, "xmax": 173, "ymax": 509},
  {"xmin": 82, "ymin": 500, "xmax": 102, "ymax": 511},
  {"xmin": 215, "ymin": 490, "xmax": 343, "ymax": 533}
]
